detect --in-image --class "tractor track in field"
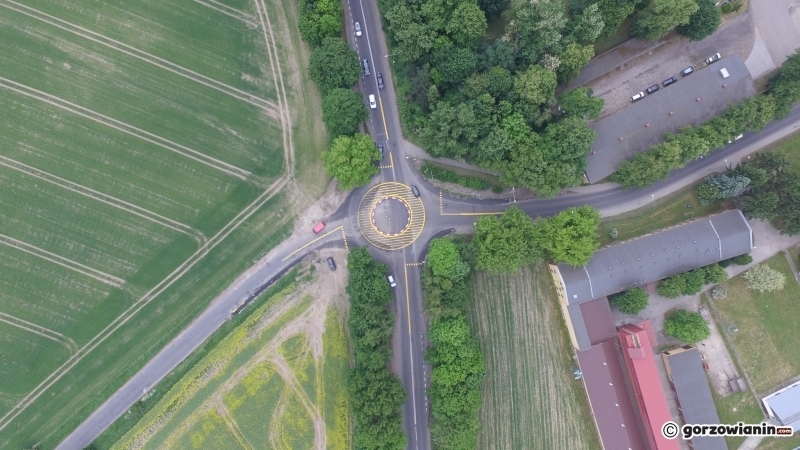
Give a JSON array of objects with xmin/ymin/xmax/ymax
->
[
  {"xmin": 193, "ymin": 0, "xmax": 258, "ymax": 27},
  {"xmin": 0, "ymin": 312, "xmax": 79, "ymax": 355},
  {"xmin": 0, "ymin": 155, "xmax": 207, "ymax": 248},
  {"xmin": 0, "ymin": 0, "xmax": 280, "ymax": 117},
  {"xmin": 0, "ymin": 76, "xmax": 253, "ymax": 181},
  {"xmin": 0, "ymin": 0, "xmax": 307, "ymax": 439}
]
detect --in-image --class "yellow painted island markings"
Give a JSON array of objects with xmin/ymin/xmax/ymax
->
[{"xmin": 357, "ymin": 182, "xmax": 425, "ymax": 251}]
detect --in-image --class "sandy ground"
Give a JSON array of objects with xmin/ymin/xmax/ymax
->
[{"xmin": 291, "ymin": 181, "xmax": 350, "ymax": 235}]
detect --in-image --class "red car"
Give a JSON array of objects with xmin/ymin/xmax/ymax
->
[{"xmin": 312, "ymin": 222, "xmax": 325, "ymax": 234}]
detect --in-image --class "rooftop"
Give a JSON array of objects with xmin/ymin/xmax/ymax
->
[
  {"xmin": 763, "ymin": 379, "xmax": 800, "ymax": 431},
  {"xmin": 586, "ymin": 53, "xmax": 756, "ymax": 183}
]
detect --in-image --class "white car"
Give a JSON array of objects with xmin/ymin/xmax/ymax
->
[
  {"xmin": 630, "ymin": 92, "xmax": 645, "ymax": 102},
  {"xmin": 354, "ymin": 21, "xmax": 362, "ymax": 37},
  {"xmin": 387, "ymin": 275, "xmax": 396, "ymax": 287},
  {"xmin": 369, "ymin": 94, "xmax": 377, "ymax": 109}
]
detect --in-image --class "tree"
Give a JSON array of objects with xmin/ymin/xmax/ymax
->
[
  {"xmin": 514, "ymin": 64, "xmax": 557, "ymax": 107},
  {"xmin": 743, "ymin": 263, "xmax": 787, "ymax": 293},
  {"xmin": 632, "ymin": 0, "xmax": 699, "ymax": 40},
  {"xmin": 478, "ymin": 0, "xmax": 510, "ymax": 18},
  {"xmin": 427, "ymin": 238, "xmax": 470, "ymax": 282},
  {"xmin": 657, "ymin": 274, "xmax": 687, "ymax": 298},
  {"xmin": 473, "ymin": 206, "xmax": 541, "ymax": 273},
  {"xmin": 664, "ymin": 310, "xmax": 710, "ymax": 343},
  {"xmin": 511, "ymin": 0, "xmax": 567, "ymax": 66},
  {"xmin": 432, "ymin": 45, "xmax": 479, "ymax": 87},
  {"xmin": 445, "ymin": 2, "xmax": 488, "ymax": 47},
  {"xmin": 569, "ymin": 3, "xmax": 605, "ymax": 43},
  {"xmin": 596, "ymin": 0, "xmax": 637, "ymax": 38},
  {"xmin": 769, "ymin": 49, "xmax": 800, "ymax": 117},
  {"xmin": 322, "ymin": 134, "xmax": 380, "ymax": 189},
  {"xmin": 703, "ymin": 264, "xmax": 729, "ymax": 284},
  {"xmin": 534, "ymin": 205, "xmax": 601, "ymax": 266},
  {"xmin": 321, "ymin": 88, "xmax": 368, "ymax": 137},
  {"xmin": 558, "ymin": 87, "xmax": 604, "ymax": 120},
  {"xmin": 710, "ymin": 285, "xmax": 727, "ymax": 300},
  {"xmin": 557, "ymin": 43, "xmax": 594, "ymax": 84},
  {"xmin": 423, "ymin": 101, "xmax": 480, "ymax": 159},
  {"xmin": 683, "ymin": 268, "xmax": 707, "ymax": 295},
  {"xmin": 610, "ymin": 288, "xmax": 649, "ymax": 314},
  {"xmin": 298, "ymin": 0, "xmax": 343, "ymax": 46},
  {"xmin": 308, "ymin": 37, "xmax": 361, "ymax": 94},
  {"xmin": 677, "ymin": 0, "xmax": 720, "ymax": 41}
]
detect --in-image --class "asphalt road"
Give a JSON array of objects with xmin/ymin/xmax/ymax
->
[{"xmin": 56, "ymin": 7, "xmax": 800, "ymax": 450}]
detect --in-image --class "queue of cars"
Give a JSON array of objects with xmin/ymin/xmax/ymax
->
[{"xmin": 630, "ymin": 53, "xmax": 719, "ymax": 102}]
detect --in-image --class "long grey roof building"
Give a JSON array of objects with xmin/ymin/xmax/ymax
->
[{"xmin": 549, "ymin": 210, "xmax": 753, "ymax": 351}]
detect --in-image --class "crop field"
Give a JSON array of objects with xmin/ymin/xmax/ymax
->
[
  {"xmin": 0, "ymin": 0, "xmax": 328, "ymax": 447},
  {"xmin": 112, "ymin": 260, "xmax": 351, "ymax": 450},
  {"xmin": 467, "ymin": 263, "xmax": 600, "ymax": 450}
]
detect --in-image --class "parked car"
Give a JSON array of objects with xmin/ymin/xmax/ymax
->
[
  {"xmin": 662, "ymin": 76, "xmax": 677, "ymax": 87},
  {"xmin": 327, "ymin": 257, "xmax": 336, "ymax": 271},
  {"xmin": 646, "ymin": 84, "xmax": 659, "ymax": 94},
  {"xmin": 411, "ymin": 185, "xmax": 420, "ymax": 197},
  {"xmin": 362, "ymin": 59, "xmax": 370, "ymax": 76},
  {"xmin": 377, "ymin": 144, "xmax": 384, "ymax": 159},
  {"xmin": 387, "ymin": 275, "xmax": 396, "ymax": 287},
  {"xmin": 680, "ymin": 66, "xmax": 695, "ymax": 76},
  {"xmin": 705, "ymin": 52, "xmax": 721, "ymax": 64},
  {"xmin": 354, "ymin": 21, "xmax": 362, "ymax": 37},
  {"xmin": 630, "ymin": 91, "xmax": 645, "ymax": 102},
  {"xmin": 369, "ymin": 94, "xmax": 377, "ymax": 109},
  {"xmin": 312, "ymin": 222, "xmax": 325, "ymax": 234},
  {"xmin": 377, "ymin": 73, "xmax": 385, "ymax": 90}
]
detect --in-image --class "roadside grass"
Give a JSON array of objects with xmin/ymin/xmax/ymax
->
[
  {"xmin": 712, "ymin": 253, "xmax": 800, "ymax": 393},
  {"xmin": 467, "ymin": 263, "xmax": 600, "ymax": 450},
  {"xmin": 0, "ymin": 0, "xmax": 329, "ymax": 444},
  {"xmin": 788, "ymin": 245, "xmax": 800, "ymax": 269},
  {"xmin": 757, "ymin": 432, "xmax": 800, "ymax": 450},
  {"xmin": 598, "ymin": 186, "xmax": 732, "ymax": 246},
  {"xmin": 762, "ymin": 131, "xmax": 800, "ymax": 172},
  {"xmin": 421, "ymin": 161, "xmax": 502, "ymax": 188}
]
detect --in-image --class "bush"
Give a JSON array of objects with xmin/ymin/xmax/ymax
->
[
  {"xmin": 732, "ymin": 254, "xmax": 753, "ymax": 265},
  {"xmin": 743, "ymin": 263, "xmax": 787, "ymax": 293},
  {"xmin": 421, "ymin": 163, "xmax": 492, "ymax": 190},
  {"xmin": 657, "ymin": 274, "xmax": 687, "ymax": 298},
  {"xmin": 683, "ymin": 268, "xmax": 707, "ymax": 295},
  {"xmin": 492, "ymin": 185, "xmax": 504, "ymax": 194},
  {"xmin": 719, "ymin": 258, "xmax": 733, "ymax": 268},
  {"xmin": 609, "ymin": 288, "xmax": 649, "ymax": 314},
  {"xmin": 609, "ymin": 228, "xmax": 619, "ymax": 239},
  {"xmin": 664, "ymin": 310, "xmax": 710, "ymax": 343},
  {"xmin": 703, "ymin": 264, "xmax": 729, "ymax": 284},
  {"xmin": 710, "ymin": 285, "xmax": 727, "ymax": 300},
  {"xmin": 720, "ymin": 2, "xmax": 742, "ymax": 14}
]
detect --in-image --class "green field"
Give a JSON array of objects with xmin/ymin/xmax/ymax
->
[
  {"xmin": 711, "ymin": 253, "xmax": 800, "ymax": 393},
  {"xmin": 467, "ymin": 263, "xmax": 600, "ymax": 450},
  {"xmin": 0, "ymin": 0, "xmax": 328, "ymax": 447},
  {"xmin": 111, "ymin": 263, "xmax": 351, "ymax": 450}
]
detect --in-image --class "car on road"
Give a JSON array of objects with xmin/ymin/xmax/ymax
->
[
  {"xmin": 354, "ymin": 21, "xmax": 362, "ymax": 37},
  {"xmin": 680, "ymin": 66, "xmax": 695, "ymax": 76},
  {"xmin": 362, "ymin": 59, "xmax": 370, "ymax": 76},
  {"xmin": 327, "ymin": 257, "xmax": 336, "ymax": 271},
  {"xmin": 377, "ymin": 73, "xmax": 384, "ymax": 90},
  {"xmin": 387, "ymin": 275, "xmax": 396, "ymax": 287},
  {"xmin": 646, "ymin": 84, "xmax": 659, "ymax": 94},
  {"xmin": 662, "ymin": 76, "xmax": 677, "ymax": 87},
  {"xmin": 630, "ymin": 91, "xmax": 645, "ymax": 102},
  {"xmin": 369, "ymin": 94, "xmax": 377, "ymax": 109},
  {"xmin": 705, "ymin": 52, "xmax": 721, "ymax": 64},
  {"xmin": 312, "ymin": 222, "xmax": 325, "ymax": 234},
  {"xmin": 411, "ymin": 185, "xmax": 420, "ymax": 197},
  {"xmin": 377, "ymin": 144, "xmax": 384, "ymax": 159}
]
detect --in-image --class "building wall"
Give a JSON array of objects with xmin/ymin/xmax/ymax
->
[{"xmin": 549, "ymin": 264, "xmax": 579, "ymax": 350}]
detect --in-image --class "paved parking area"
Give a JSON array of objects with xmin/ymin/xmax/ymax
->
[{"xmin": 586, "ymin": 54, "xmax": 756, "ymax": 183}]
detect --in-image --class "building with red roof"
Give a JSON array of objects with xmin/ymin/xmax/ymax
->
[{"xmin": 618, "ymin": 321, "xmax": 680, "ymax": 450}]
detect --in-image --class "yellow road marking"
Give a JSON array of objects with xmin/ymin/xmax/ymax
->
[
  {"xmin": 340, "ymin": 229, "xmax": 349, "ymax": 251},
  {"xmin": 404, "ymin": 264, "xmax": 412, "ymax": 335},
  {"xmin": 281, "ymin": 226, "xmax": 344, "ymax": 261},
  {"xmin": 379, "ymin": 97, "xmax": 390, "ymax": 141}
]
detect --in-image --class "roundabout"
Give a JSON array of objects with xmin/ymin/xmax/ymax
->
[{"xmin": 357, "ymin": 182, "xmax": 425, "ymax": 250}]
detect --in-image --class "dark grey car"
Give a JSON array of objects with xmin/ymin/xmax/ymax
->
[
  {"xmin": 327, "ymin": 257, "xmax": 336, "ymax": 271},
  {"xmin": 377, "ymin": 73, "xmax": 384, "ymax": 90},
  {"xmin": 362, "ymin": 59, "xmax": 370, "ymax": 76},
  {"xmin": 646, "ymin": 84, "xmax": 659, "ymax": 94},
  {"xmin": 411, "ymin": 185, "xmax": 421, "ymax": 197},
  {"xmin": 662, "ymin": 76, "xmax": 677, "ymax": 87}
]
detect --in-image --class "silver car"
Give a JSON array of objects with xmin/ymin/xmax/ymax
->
[
  {"xmin": 630, "ymin": 92, "xmax": 645, "ymax": 102},
  {"xmin": 387, "ymin": 275, "xmax": 396, "ymax": 287},
  {"xmin": 354, "ymin": 21, "xmax": 362, "ymax": 37}
]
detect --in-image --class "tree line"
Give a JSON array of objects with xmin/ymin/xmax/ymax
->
[
  {"xmin": 423, "ymin": 237, "xmax": 485, "ymax": 450},
  {"xmin": 612, "ymin": 50, "xmax": 800, "ymax": 190},
  {"xmin": 346, "ymin": 248, "xmax": 407, "ymax": 450}
]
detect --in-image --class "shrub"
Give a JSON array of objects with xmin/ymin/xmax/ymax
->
[
  {"xmin": 743, "ymin": 263, "xmax": 786, "ymax": 293},
  {"xmin": 720, "ymin": 2, "xmax": 742, "ymax": 14},
  {"xmin": 492, "ymin": 185, "xmax": 504, "ymax": 194},
  {"xmin": 421, "ymin": 163, "xmax": 491, "ymax": 190},
  {"xmin": 657, "ymin": 274, "xmax": 687, "ymax": 298},
  {"xmin": 732, "ymin": 254, "xmax": 753, "ymax": 265},
  {"xmin": 710, "ymin": 285, "xmax": 727, "ymax": 300},
  {"xmin": 609, "ymin": 288, "xmax": 649, "ymax": 314},
  {"xmin": 703, "ymin": 264, "xmax": 729, "ymax": 284},
  {"xmin": 609, "ymin": 228, "xmax": 619, "ymax": 239},
  {"xmin": 664, "ymin": 310, "xmax": 710, "ymax": 343},
  {"xmin": 683, "ymin": 268, "xmax": 707, "ymax": 295},
  {"xmin": 719, "ymin": 258, "xmax": 733, "ymax": 268}
]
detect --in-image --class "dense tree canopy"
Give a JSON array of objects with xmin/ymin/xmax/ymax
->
[
  {"xmin": 322, "ymin": 88, "xmax": 369, "ymax": 137},
  {"xmin": 322, "ymin": 134, "xmax": 379, "ymax": 189},
  {"xmin": 677, "ymin": 0, "xmax": 721, "ymax": 41},
  {"xmin": 559, "ymin": 87, "xmax": 604, "ymax": 120},
  {"xmin": 428, "ymin": 238, "xmax": 471, "ymax": 282},
  {"xmin": 703, "ymin": 264, "xmax": 729, "ymax": 284},
  {"xmin": 769, "ymin": 49, "xmax": 800, "ymax": 117},
  {"xmin": 557, "ymin": 43, "xmax": 594, "ymax": 84},
  {"xmin": 632, "ymin": 0, "xmax": 699, "ymax": 40},
  {"xmin": 534, "ymin": 205, "xmax": 601, "ymax": 266},
  {"xmin": 743, "ymin": 263, "xmax": 786, "ymax": 293},
  {"xmin": 309, "ymin": 37, "xmax": 361, "ymax": 94},
  {"xmin": 609, "ymin": 288, "xmax": 649, "ymax": 314},
  {"xmin": 732, "ymin": 152, "xmax": 800, "ymax": 235},
  {"xmin": 657, "ymin": 274, "xmax": 686, "ymax": 298},
  {"xmin": 473, "ymin": 206, "xmax": 540, "ymax": 273},
  {"xmin": 298, "ymin": 0, "xmax": 343, "ymax": 46},
  {"xmin": 664, "ymin": 310, "xmax": 710, "ymax": 343}
]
